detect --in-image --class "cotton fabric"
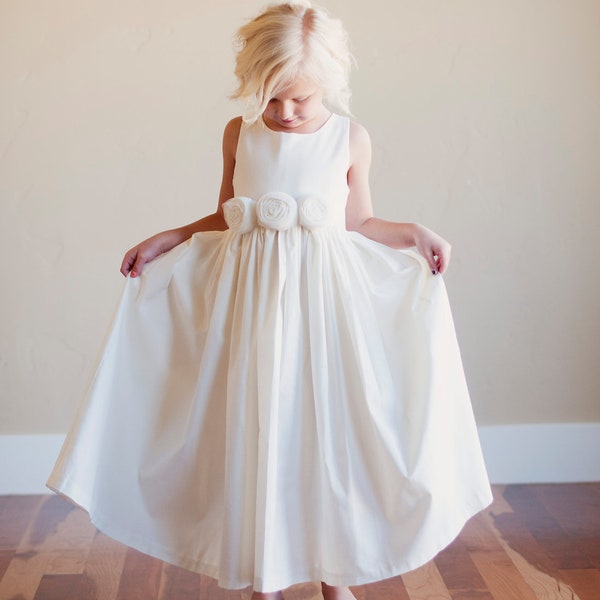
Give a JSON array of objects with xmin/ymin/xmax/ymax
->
[{"xmin": 48, "ymin": 114, "xmax": 492, "ymax": 592}]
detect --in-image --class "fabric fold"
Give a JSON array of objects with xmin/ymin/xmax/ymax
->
[{"xmin": 48, "ymin": 113, "xmax": 492, "ymax": 593}]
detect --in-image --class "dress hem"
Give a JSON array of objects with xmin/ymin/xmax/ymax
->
[{"xmin": 47, "ymin": 479, "xmax": 493, "ymax": 593}]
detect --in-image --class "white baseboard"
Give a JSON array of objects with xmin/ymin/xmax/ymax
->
[
  {"xmin": 478, "ymin": 423, "xmax": 600, "ymax": 484},
  {"xmin": 0, "ymin": 434, "xmax": 67, "ymax": 495},
  {"xmin": 1, "ymin": 424, "xmax": 599, "ymax": 494}
]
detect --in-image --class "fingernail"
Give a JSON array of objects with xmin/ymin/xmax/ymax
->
[
  {"xmin": 131, "ymin": 271, "xmax": 137, "ymax": 278},
  {"xmin": 432, "ymin": 269, "xmax": 437, "ymax": 275}
]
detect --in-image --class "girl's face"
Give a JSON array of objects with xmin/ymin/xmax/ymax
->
[{"xmin": 262, "ymin": 78, "xmax": 329, "ymax": 133}]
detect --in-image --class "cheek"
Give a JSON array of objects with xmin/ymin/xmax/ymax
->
[
  {"xmin": 307, "ymin": 97, "xmax": 321, "ymax": 111},
  {"xmin": 264, "ymin": 106, "xmax": 278, "ymax": 120}
]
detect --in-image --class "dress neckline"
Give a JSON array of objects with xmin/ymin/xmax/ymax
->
[{"xmin": 260, "ymin": 112, "xmax": 337, "ymax": 136}]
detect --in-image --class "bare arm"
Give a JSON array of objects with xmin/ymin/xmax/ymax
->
[
  {"xmin": 345, "ymin": 121, "xmax": 451, "ymax": 275},
  {"xmin": 121, "ymin": 117, "xmax": 242, "ymax": 277}
]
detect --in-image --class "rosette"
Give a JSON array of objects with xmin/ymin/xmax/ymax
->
[
  {"xmin": 297, "ymin": 196, "xmax": 329, "ymax": 230},
  {"xmin": 223, "ymin": 196, "xmax": 257, "ymax": 233},
  {"xmin": 256, "ymin": 192, "xmax": 298, "ymax": 231}
]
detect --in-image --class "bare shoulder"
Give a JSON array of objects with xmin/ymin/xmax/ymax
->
[
  {"xmin": 222, "ymin": 116, "xmax": 243, "ymax": 158},
  {"xmin": 349, "ymin": 119, "xmax": 370, "ymax": 143},
  {"xmin": 224, "ymin": 116, "xmax": 243, "ymax": 137},
  {"xmin": 348, "ymin": 119, "xmax": 372, "ymax": 164}
]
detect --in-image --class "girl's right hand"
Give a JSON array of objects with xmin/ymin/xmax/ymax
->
[
  {"xmin": 120, "ymin": 211, "xmax": 230, "ymax": 278},
  {"xmin": 120, "ymin": 232, "xmax": 174, "ymax": 278}
]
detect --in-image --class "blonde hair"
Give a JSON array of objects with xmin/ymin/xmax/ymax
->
[{"xmin": 231, "ymin": 1, "xmax": 353, "ymax": 123}]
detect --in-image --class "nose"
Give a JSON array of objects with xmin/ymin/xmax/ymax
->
[{"xmin": 278, "ymin": 101, "xmax": 294, "ymax": 120}]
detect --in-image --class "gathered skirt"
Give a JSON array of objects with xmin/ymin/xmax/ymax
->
[{"xmin": 48, "ymin": 226, "xmax": 492, "ymax": 592}]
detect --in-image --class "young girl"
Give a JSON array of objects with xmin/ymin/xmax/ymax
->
[{"xmin": 48, "ymin": 2, "xmax": 492, "ymax": 599}]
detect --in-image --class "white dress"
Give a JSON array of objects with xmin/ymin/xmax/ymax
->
[{"xmin": 48, "ymin": 114, "xmax": 493, "ymax": 593}]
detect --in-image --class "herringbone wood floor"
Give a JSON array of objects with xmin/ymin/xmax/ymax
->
[{"xmin": 0, "ymin": 484, "xmax": 599, "ymax": 599}]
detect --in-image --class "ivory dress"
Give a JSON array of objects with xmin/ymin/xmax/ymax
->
[{"xmin": 48, "ymin": 113, "xmax": 493, "ymax": 593}]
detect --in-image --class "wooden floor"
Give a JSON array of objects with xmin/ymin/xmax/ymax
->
[{"xmin": 0, "ymin": 484, "xmax": 599, "ymax": 600}]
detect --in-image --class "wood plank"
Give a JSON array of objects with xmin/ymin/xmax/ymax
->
[
  {"xmin": 488, "ymin": 498, "xmax": 559, "ymax": 576},
  {"xmin": 363, "ymin": 574, "xmax": 410, "ymax": 600},
  {"xmin": 479, "ymin": 492, "xmax": 580, "ymax": 600},
  {"xmin": 158, "ymin": 561, "xmax": 202, "ymax": 600},
  {"xmin": 401, "ymin": 560, "xmax": 452, "ymax": 599},
  {"xmin": 434, "ymin": 538, "xmax": 489, "ymax": 594},
  {"xmin": 33, "ymin": 573, "xmax": 96, "ymax": 600},
  {"xmin": 488, "ymin": 485, "xmax": 513, "ymax": 515},
  {"xmin": 0, "ymin": 497, "xmax": 52, "ymax": 600},
  {"xmin": 482, "ymin": 534, "xmax": 579, "ymax": 600},
  {"xmin": 0, "ymin": 550, "xmax": 51, "ymax": 600},
  {"xmin": 351, "ymin": 584, "xmax": 367, "ymax": 600},
  {"xmin": 198, "ymin": 573, "xmax": 227, "ymax": 600},
  {"xmin": 84, "ymin": 531, "xmax": 128, "ymax": 600},
  {"xmin": 534, "ymin": 483, "xmax": 600, "ymax": 569},
  {"xmin": 0, "ymin": 550, "xmax": 14, "ymax": 582},
  {"xmin": 557, "ymin": 568, "xmax": 600, "ymax": 599},
  {"xmin": 501, "ymin": 485, "xmax": 566, "ymax": 543},
  {"xmin": 43, "ymin": 501, "xmax": 97, "ymax": 575},
  {"xmin": 463, "ymin": 500, "xmax": 538, "ymax": 599},
  {"xmin": 536, "ymin": 483, "xmax": 600, "ymax": 537},
  {"xmin": 115, "ymin": 547, "xmax": 163, "ymax": 600},
  {"xmin": 282, "ymin": 581, "xmax": 321, "ymax": 600},
  {"xmin": 0, "ymin": 496, "xmax": 44, "ymax": 550},
  {"xmin": 25, "ymin": 496, "xmax": 77, "ymax": 549},
  {"xmin": 500, "ymin": 484, "xmax": 600, "ymax": 573},
  {"xmin": 469, "ymin": 548, "xmax": 539, "ymax": 600},
  {"xmin": 446, "ymin": 592, "xmax": 495, "ymax": 600},
  {"xmin": 458, "ymin": 510, "xmax": 505, "ymax": 554},
  {"xmin": 1, "ymin": 494, "xmax": 98, "ymax": 599},
  {"xmin": 534, "ymin": 538, "xmax": 598, "ymax": 570}
]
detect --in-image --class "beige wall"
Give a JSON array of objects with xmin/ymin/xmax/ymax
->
[{"xmin": 1, "ymin": 0, "xmax": 599, "ymax": 434}]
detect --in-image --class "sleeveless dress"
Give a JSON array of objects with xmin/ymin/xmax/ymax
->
[{"xmin": 48, "ymin": 114, "xmax": 493, "ymax": 593}]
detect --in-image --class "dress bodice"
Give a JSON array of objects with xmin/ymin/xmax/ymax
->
[{"xmin": 232, "ymin": 114, "xmax": 350, "ymax": 229}]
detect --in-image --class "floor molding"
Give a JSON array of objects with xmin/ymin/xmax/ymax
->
[
  {"xmin": 478, "ymin": 422, "xmax": 600, "ymax": 485},
  {"xmin": 1, "ymin": 423, "xmax": 599, "ymax": 494}
]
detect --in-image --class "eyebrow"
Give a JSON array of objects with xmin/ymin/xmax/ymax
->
[{"xmin": 271, "ymin": 91, "xmax": 314, "ymax": 101}]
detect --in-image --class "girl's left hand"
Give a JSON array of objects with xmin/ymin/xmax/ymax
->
[{"xmin": 412, "ymin": 224, "xmax": 452, "ymax": 275}]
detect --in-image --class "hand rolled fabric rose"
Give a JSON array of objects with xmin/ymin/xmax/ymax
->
[
  {"xmin": 256, "ymin": 192, "xmax": 298, "ymax": 231},
  {"xmin": 223, "ymin": 192, "xmax": 331, "ymax": 233},
  {"xmin": 297, "ymin": 196, "xmax": 329, "ymax": 230},
  {"xmin": 223, "ymin": 196, "xmax": 257, "ymax": 233}
]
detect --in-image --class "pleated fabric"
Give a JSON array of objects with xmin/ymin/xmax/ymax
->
[{"xmin": 48, "ymin": 114, "xmax": 492, "ymax": 592}]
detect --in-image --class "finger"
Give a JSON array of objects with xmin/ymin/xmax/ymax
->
[
  {"xmin": 130, "ymin": 255, "xmax": 147, "ymax": 278},
  {"xmin": 435, "ymin": 256, "xmax": 445, "ymax": 275},
  {"xmin": 427, "ymin": 251, "xmax": 440, "ymax": 276},
  {"xmin": 435, "ymin": 246, "xmax": 451, "ymax": 275},
  {"xmin": 120, "ymin": 251, "xmax": 136, "ymax": 277}
]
